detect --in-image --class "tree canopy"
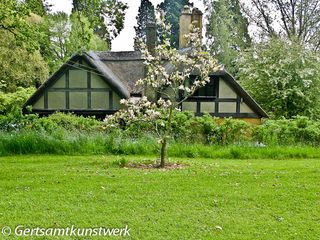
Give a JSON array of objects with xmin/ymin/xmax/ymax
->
[
  {"xmin": 24, "ymin": 0, "xmax": 51, "ymax": 16},
  {"xmin": 0, "ymin": 0, "xmax": 41, "ymax": 50},
  {"xmin": 47, "ymin": 11, "xmax": 109, "ymax": 71},
  {"xmin": 0, "ymin": 30, "xmax": 49, "ymax": 93},
  {"xmin": 134, "ymin": 0, "xmax": 156, "ymax": 50},
  {"xmin": 205, "ymin": 0, "xmax": 251, "ymax": 75},
  {"xmin": 72, "ymin": 0, "xmax": 128, "ymax": 45},
  {"xmin": 238, "ymin": 39, "xmax": 320, "ymax": 119},
  {"xmin": 242, "ymin": 0, "xmax": 320, "ymax": 51}
]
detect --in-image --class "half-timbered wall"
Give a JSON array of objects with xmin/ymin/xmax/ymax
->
[
  {"xmin": 32, "ymin": 61, "xmax": 121, "ymax": 111},
  {"xmin": 181, "ymin": 76, "xmax": 256, "ymax": 117}
]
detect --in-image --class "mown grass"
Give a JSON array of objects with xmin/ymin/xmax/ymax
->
[{"xmin": 0, "ymin": 155, "xmax": 319, "ymax": 239}]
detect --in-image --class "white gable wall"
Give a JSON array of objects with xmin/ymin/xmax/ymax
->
[{"xmin": 32, "ymin": 60, "xmax": 122, "ymax": 111}]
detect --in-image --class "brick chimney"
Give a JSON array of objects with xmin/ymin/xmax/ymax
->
[
  {"xmin": 192, "ymin": 8, "xmax": 203, "ymax": 34},
  {"xmin": 146, "ymin": 22, "xmax": 157, "ymax": 55},
  {"xmin": 179, "ymin": 6, "xmax": 203, "ymax": 49},
  {"xmin": 179, "ymin": 6, "xmax": 192, "ymax": 49}
]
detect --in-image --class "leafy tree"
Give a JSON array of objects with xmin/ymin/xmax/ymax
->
[
  {"xmin": 106, "ymin": 25, "xmax": 220, "ymax": 167},
  {"xmin": 0, "ymin": 87, "xmax": 35, "ymax": 114},
  {"xmin": 47, "ymin": 12, "xmax": 70, "ymax": 64},
  {"xmin": 47, "ymin": 11, "xmax": 109, "ymax": 71},
  {"xmin": 238, "ymin": 39, "xmax": 320, "ymax": 119},
  {"xmin": 0, "ymin": 30, "xmax": 49, "ymax": 93},
  {"xmin": 242, "ymin": 0, "xmax": 320, "ymax": 51},
  {"xmin": 157, "ymin": 0, "xmax": 193, "ymax": 48},
  {"xmin": 68, "ymin": 12, "xmax": 109, "ymax": 54},
  {"xmin": 72, "ymin": 0, "xmax": 128, "ymax": 45},
  {"xmin": 0, "ymin": 0, "xmax": 41, "ymax": 51},
  {"xmin": 205, "ymin": 0, "xmax": 251, "ymax": 75},
  {"xmin": 24, "ymin": 0, "xmax": 51, "ymax": 16},
  {"xmin": 134, "ymin": 0, "xmax": 156, "ymax": 50}
]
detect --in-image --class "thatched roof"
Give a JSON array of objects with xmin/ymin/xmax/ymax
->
[{"xmin": 24, "ymin": 50, "xmax": 268, "ymax": 118}]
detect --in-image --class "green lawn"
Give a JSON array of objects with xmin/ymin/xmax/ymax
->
[{"xmin": 0, "ymin": 155, "xmax": 319, "ymax": 239}]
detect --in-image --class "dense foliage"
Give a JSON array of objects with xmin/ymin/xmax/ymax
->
[
  {"xmin": 72, "ymin": 0, "xmax": 128, "ymax": 45},
  {"xmin": 254, "ymin": 116, "xmax": 320, "ymax": 146},
  {"xmin": 24, "ymin": 0, "xmax": 50, "ymax": 17},
  {"xmin": 134, "ymin": 0, "xmax": 156, "ymax": 50},
  {"xmin": 2, "ymin": 112, "xmax": 320, "ymax": 157},
  {"xmin": 0, "ymin": 0, "xmax": 41, "ymax": 50},
  {"xmin": 0, "ymin": 87, "xmax": 35, "ymax": 114},
  {"xmin": 0, "ymin": 30, "xmax": 49, "ymax": 93},
  {"xmin": 205, "ymin": 0, "xmax": 251, "ymax": 75},
  {"xmin": 238, "ymin": 39, "xmax": 320, "ymax": 119}
]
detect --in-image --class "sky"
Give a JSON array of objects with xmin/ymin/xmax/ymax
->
[{"xmin": 48, "ymin": 0, "xmax": 205, "ymax": 51}]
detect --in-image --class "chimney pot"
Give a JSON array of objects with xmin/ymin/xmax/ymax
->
[
  {"xmin": 182, "ymin": 5, "xmax": 192, "ymax": 14},
  {"xmin": 146, "ymin": 22, "xmax": 157, "ymax": 55}
]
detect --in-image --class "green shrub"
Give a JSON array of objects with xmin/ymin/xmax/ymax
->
[
  {"xmin": 0, "ymin": 112, "xmax": 103, "ymax": 133},
  {"xmin": 0, "ymin": 87, "xmax": 35, "ymax": 114},
  {"xmin": 45, "ymin": 112, "xmax": 102, "ymax": 132},
  {"xmin": 254, "ymin": 116, "xmax": 320, "ymax": 146},
  {"xmin": 216, "ymin": 118, "xmax": 252, "ymax": 145},
  {"xmin": 2, "ymin": 110, "xmax": 320, "ymax": 157}
]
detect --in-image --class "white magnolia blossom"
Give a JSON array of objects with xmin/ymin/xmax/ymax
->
[
  {"xmin": 105, "ymin": 96, "xmax": 170, "ymax": 126},
  {"xmin": 105, "ymin": 22, "xmax": 221, "ymax": 137}
]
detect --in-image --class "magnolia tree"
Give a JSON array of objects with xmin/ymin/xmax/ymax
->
[{"xmin": 105, "ymin": 25, "xmax": 220, "ymax": 167}]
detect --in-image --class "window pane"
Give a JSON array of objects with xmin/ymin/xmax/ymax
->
[
  {"xmin": 189, "ymin": 76, "xmax": 216, "ymax": 97},
  {"xmin": 48, "ymin": 92, "xmax": 65, "ymax": 109},
  {"xmin": 70, "ymin": 92, "xmax": 87, "ymax": 109}
]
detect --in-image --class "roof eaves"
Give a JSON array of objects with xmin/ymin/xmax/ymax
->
[
  {"xmin": 216, "ymin": 70, "xmax": 269, "ymax": 118},
  {"xmin": 84, "ymin": 51, "xmax": 130, "ymax": 99},
  {"xmin": 23, "ymin": 54, "xmax": 82, "ymax": 108}
]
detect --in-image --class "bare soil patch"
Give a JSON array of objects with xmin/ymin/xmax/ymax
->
[{"xmin": 126, "ymin": 162, "xmax": 187, "ymax": 170}]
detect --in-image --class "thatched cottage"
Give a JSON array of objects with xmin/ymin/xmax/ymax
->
[{"xmin": 24, "ymin": 6, "xmax": 268, "ymax": 123}]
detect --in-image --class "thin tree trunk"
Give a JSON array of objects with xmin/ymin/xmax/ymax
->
[
  {"xmin": 159, "ymin": 107, "xmax": 173, "ymax": 168},
  {"xmin": 160, "ymin": 138, "xmax": 167, "ymax": 168}
]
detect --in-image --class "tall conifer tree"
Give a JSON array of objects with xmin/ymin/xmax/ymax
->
[
  {"xmin": 134, "ymin": 0, "xmax": 156, "ymax": 50},
  {"xmin": 205, "ymin": 0, "xmax": 251, "ymax": 75}
]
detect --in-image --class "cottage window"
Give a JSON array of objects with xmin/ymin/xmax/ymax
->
[{"xmin": 189, "ymin": 75, "xmax": 217, "ymax": 99}]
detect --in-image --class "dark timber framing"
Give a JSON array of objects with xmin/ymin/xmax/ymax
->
[
  {"xmin": 215, "ymin": 77, "xmax": 220, "ymax": 115},
  {"xmin": 65, "ymin": 70, "xmax": 70, "ymax": 109},
  {"xmin": 87, "ymin": 71, "xmax": 91, "ymax": 109},
  {"xmin": 23, "ymin": 51, "xmax": 268, "ymax": 119},
  {"xmin": 182, "ymin": 73, "xmax": 268, "ymax": 118},
  {"xmin": 213, "ymin": 71, "xmax": 268, "ymax": 118},
  {"xmin": 109, "ymin": 91, "xmax": 113, "ymax": 110},
  {"xmin": 236, "ymin": 95, "xmax": 241, "ymax": 114},
  {"xmin": 44, "ymin": 90, "xmax": 48, "ymax": 109},
  {"xmin": 48, "ymin": 88, "xmax": 110, "ymax": 92},
  {"xmin": 23, "ymin": 53, "xmax": 130, "ymax": 116}
]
